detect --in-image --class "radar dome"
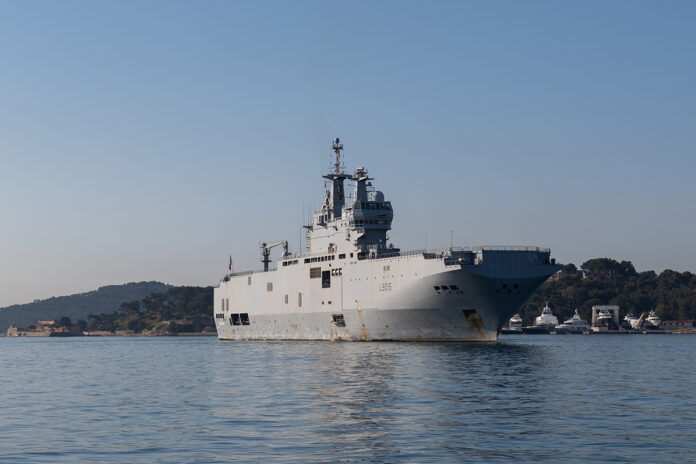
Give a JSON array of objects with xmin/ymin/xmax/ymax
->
[{"xmin": 374, "ymin": 191, "xmax": 385, "ymax": 202}]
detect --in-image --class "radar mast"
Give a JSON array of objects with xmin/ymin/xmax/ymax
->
[{"xmin": 332, "ymin": 137, "xmax": 343, "ymax": 174}]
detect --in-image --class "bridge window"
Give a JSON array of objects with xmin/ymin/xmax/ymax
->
[
  {"xmin": 240, "ymin": 313, "xmax": 250, "ymax": 325},
  {"xmin": 230, "ymin": 314, "xmax": 241, "ymax": 326}
]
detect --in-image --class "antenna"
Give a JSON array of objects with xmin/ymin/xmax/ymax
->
[{"xmin": 332, "ymin": 137, "xmax": 343, "ymax": 174}]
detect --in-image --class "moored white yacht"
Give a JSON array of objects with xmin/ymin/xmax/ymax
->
[
  {"xmin": 523, "ymin": 303, "xmax": 558, "ymax": 333},
  {"xmin": 622, "ymin": 313, "xmax": 643, "ymax": 330},
  {"xmin": 501, "ymin": 313, "xmax": 523, "ymax": 334},
  {"xmin": 594, "ymin": 308, "xmax": 616, "ymax": 329},
  {"xmin": 645, "ymin": 310, "xmax": 662, "ymax": 329},
  {"xmin": 555, "ymin": 309, "xmax": 590, "ymax": 333}
]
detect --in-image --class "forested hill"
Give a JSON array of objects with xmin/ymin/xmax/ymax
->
[
  {"xmin": 85, "ymin": 286, "xmax": 214, "ymax": 334},
  {"xmin": 522, "ymin": 258, "xmax": 696, "ymax": 325},
  {"xmin": 0, "ymin": 282, "xmax": 170, "ymax": 333}
]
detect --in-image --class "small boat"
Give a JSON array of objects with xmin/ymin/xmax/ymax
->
[
  {"xmin": 501, "ymin": 313, "xmax": 523, "ymax": 334},
  {"xmin": 645, "ymin": 310, "xmax": 662, "ymax": 329},
  {"xmin": 555, "ymin": 309, "xmax": 590, "ymax": 333},
  {"xmin": 524, "ymin": 303, "xmax": 558, "ymax": 333},
  {"xmin": 595, "ymin": 308, "xmax": 617, "ymax": 329},
  {"xmin": 535, "ymin": 303, "xmax": 559, "ymax": 328},
  {"xmin": 622, "ymin": 313, "xmax": 643, "ymax": 330}
]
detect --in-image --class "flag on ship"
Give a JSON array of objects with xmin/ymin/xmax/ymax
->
[{"xmin": 228, "ymin": 255, "xmax": 233, "ymax": 271}]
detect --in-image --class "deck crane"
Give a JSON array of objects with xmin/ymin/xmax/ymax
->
[{"xmin": 260, "ymin": 241, "xmax": 289, "ymax": 272}]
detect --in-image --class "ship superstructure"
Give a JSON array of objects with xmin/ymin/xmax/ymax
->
[{"xmin": 214, "ymin": 138, "xmax": 561, "ymax": 341}]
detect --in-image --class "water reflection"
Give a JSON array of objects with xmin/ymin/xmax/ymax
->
[
  {"xmin": 314, "ymin": 344, "xmax": 399, "ymax": 460},
  {"xmin": 3, "ymin": 336, "xmax": 695, "ymax": 463}
]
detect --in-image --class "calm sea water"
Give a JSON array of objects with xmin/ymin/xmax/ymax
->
[{"xmin": 1, "ymin": 335, "xmax": 695, "ymax": 463}]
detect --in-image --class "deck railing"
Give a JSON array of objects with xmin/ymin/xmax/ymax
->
[{"xmin": 220, "ymin": 245, "xmax": 551, "ymax": 281}]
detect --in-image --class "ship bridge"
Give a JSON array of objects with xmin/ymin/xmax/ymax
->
[{"xmin": 306, "ymin": 138, "xmax": 397, "ymax": 259}]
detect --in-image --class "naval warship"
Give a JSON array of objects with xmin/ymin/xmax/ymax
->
[{"xmin": 214, "ymin": 138, "xmax": 560, "ymax": 341}]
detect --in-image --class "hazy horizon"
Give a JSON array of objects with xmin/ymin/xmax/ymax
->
[{"xmin": 2, "ymin": 1, "xmax": 695, "ymax": 307}]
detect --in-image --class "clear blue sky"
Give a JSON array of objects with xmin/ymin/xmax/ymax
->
[{"xmin": 1, "ymin": 0, "xmax": 694, "ymax": 307}]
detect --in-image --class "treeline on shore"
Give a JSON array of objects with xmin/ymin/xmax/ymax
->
[
  {"xmin": 0, "ymin": 281, "xmax": 170, "ymax": 334},
  {"xmin": 522, "ymin": 258, "xmax": 696, "ymax": 325},
  {"xmin": 45, "ymin": 257, "xmax": 696, "ymax": 334},
  {"xmin": 76, "ymin": 286, "xmax": 214, "ymax": 334}
]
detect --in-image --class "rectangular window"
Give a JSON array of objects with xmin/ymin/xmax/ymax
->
[
  {"xmin": 339, "ymin": 253, "xmax": 346, "ymax": 259},
  {"xmin": 215, "ymin": 313, "xmax": 225, "ymax": 319},
  {"xmin": 322, "ymin": 270, "xmax": 331, "ymax": 288},
  {"xmin": 221, "ymin": 298, "xmax": 224, "ymax": 311},
  {"xmin": 434, "ymin": 286, "xmax": 440, "ymax": 291},
  {"xmin": 284, "ymin": 294, "xmax": 288, "ymax": 304},
  {"xmin": 350, "ymin": 253, "xmax": 353, "ymax": 258},
  {"xmin": 310, "ymin": 267, "xmax": 321, "ymax": 278},
  {"xmin": 450, "ymin": 285, "xmax": 459, "ymax": 290},
  {"xmin": 226, "ymin": 298, "xmax": 229, "ymax": 311},
  {"xmin": 298, "ymin": 292, "xmax": 302, "ymax": 307},
  {"xmin": 304, "ymin": 258, "xmax": 310, "ymax": 264},
  {"xmin": 231, "ymin": 314, "xmax": 241, "ymax": 326},
  {"xmin": 240, "ymin": 313, "xmax": 250, "ymax": 325},
  {"xmin": 267, "ymin": 282, "xmax": 273, "ymax": 292},
  {"xmin": 248, "ymin": 276, "xmax": 251, "ymax": 286}
]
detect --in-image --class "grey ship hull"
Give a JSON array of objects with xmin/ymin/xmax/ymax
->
[
  {"xmin": 215, "ymin": 248, "xmax": 559, "ymax": 342},
  {"xmin": 214, "ymin": 137, "xmax": 560, "ymax": 342}
]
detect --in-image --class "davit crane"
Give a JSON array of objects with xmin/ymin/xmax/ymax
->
[{"xmin": 260, "ymin": 241, "xmax": 289, "ymax": 272}]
